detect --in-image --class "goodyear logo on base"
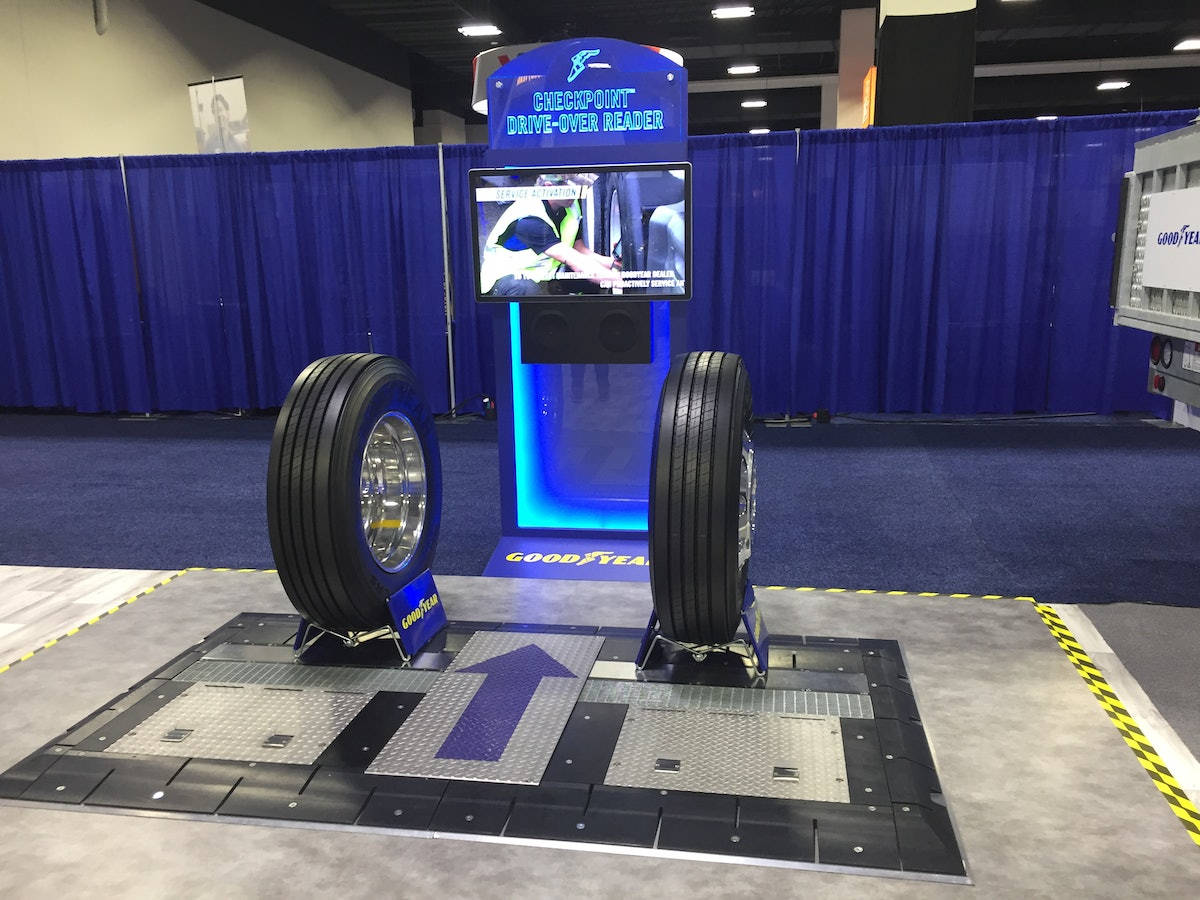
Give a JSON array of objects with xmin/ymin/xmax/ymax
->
[
  {"xmin": 506, "ymin": 550, "xmax": 648, "ymax": 568},
  {"xmin": 486, "ymin": 538, "xmax": 651, "ymax": 583}
]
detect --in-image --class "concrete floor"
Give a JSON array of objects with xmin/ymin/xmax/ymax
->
[{"xmin": 0, "ymin": 570, "xmax": 1198, "ymax": 898}]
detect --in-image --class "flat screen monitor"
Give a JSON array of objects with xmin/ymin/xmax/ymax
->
[{"xmin": 470, "ymin": 162, "xmax": 691, "ymax": 302}]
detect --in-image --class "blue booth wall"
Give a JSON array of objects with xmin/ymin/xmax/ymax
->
[{"xmin": 1, "ymin": 111, "xmax": 1194, "ymax": 416}]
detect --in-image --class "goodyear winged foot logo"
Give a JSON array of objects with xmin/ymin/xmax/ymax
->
[
  {"xmin": 568, "ymin": 49, "xmax": 601, "ymax": 83},
  {"xmin": 505, "ymin": 549, "xmax": 648, "ymax": 568}
]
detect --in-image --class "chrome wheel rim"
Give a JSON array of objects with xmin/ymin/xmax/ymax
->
[
  {"xmin": 738, "ymin": 430, "xmax": 755, "ymax": 570},
  {"xmin": 360, "ymin": 412, "xmax": 426, "ymax": 572}
]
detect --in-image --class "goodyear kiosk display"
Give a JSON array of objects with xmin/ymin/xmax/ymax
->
[{"xmin": 473, "ymin": 39, "xmax": 692, "ymax": 582}]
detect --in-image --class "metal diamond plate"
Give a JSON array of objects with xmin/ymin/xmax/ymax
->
[
  {"xmin": 106, "ymin": 683, "xmax": 371, "ymax": 764},
  {"xmin": 605, "ymin": 708, "xmax": 850, "ymax": 802},
  {"xmin": 367, "ymin": 632, "xmax": 602, "ymax": 784},
  {"xmin": 177, "ymin": 659, "xmax": 439, "ymax": 693},
  {"xmin": 580, "ymin": 681, "xmax": 873, "ymax": 719}
]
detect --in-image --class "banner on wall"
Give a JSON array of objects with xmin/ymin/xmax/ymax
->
[{"xmin": 189, "ymin": 76, "xmax": 251, "ymax": 154}]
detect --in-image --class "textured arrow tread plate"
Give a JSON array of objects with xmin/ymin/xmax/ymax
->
[
  {"xmin": 367, "ymin": 633, "xmax": 603, "ymax": 784},
  {"xmin": 605, "ymin": 708, "xmax": 851, "ymax": 802},
  {"xmin": 105, "ymin": 683, "xmax": 372, "ymax": 765}
]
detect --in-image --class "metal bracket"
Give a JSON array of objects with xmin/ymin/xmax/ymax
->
[
  {"xmin": 637, "ymin": 584, "xmax": 770, "ymax": 677},
  {"xmin": 291, "ymin": 570, "xmax": 447, "ymax": 666},
  {"xmin": 292, "ymin": 619, "xmax": 412, "ymax": 665}
]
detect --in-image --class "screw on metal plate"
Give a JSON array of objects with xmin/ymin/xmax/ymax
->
[
  {"xmin": 667, "ymin": 73, "xmax": 674, "ymax": 82},
  {"xmin": 730, "ymin": 834, "xmax": 740, "ymax": 843},
  {"xmin": 772, "ymin": 767, "xmax": 799, "ymax": 781},
  {"xmin": 655, "ymin": 758, "xmax": 682, "ymax": 773},
  {"xmin": 288, "ymin": 801, "xmax": 297, "ymax": 808},
  {"xmin": 885, "ymin": 754, "xmax": 894, "ymax": 760},
  {"xmin": 393, "ymin": 809, "xmax": 404, "ymax": 816},
  {"xmin": 161, "ymin": 728, "xmax": 193, "ymax": 743},
  {"xmin": 263, "ymin": 733, "xmax": 294, "ymax": 749},
  {"xmin": 853, "ymin": 846, "xmax": 864, "ymax": 854},
  {"xmin": 576, "ymin": 823, "xmax": 585, "ymax": 830}
]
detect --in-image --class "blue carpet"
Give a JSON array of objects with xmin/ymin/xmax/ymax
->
[{"xmin": 1, "ymin": 413, "xmax": 1198, "ymax": 607}]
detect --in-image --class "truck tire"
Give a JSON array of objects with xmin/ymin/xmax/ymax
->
[
  {"xmin": 267, "ymin": 353, "xmax": 442, "ymax": 632},
  {"xmin": 649, "ymin": 351, "xmax": 754, "ymax": 645}
]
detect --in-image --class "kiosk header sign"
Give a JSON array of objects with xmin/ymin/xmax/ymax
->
[{"xmin": 487, "ymin": 39, "xmax": 686, "ymax": 153}]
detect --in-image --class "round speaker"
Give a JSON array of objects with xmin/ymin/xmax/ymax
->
[
  {"xmin": 531, "ymin": 310, "xmax": 570, "ymax": 352},
  {"xmin": 599, "ymin": 310, "xmax": 638, "ymax": 354}
]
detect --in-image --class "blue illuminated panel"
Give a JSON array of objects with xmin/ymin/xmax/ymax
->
[{"xmin": 509, "ymin": 302, "xmax": 671, "ymax": 530}]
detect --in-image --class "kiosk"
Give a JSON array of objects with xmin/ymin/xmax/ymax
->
[{"xmin": 476, "ymin": 39, "xmax": 691, "ymax": 582}]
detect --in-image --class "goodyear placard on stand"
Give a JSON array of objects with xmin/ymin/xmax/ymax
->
[{"xmin": 387, "ymin": 569, "xmax": 447, "ymax": 656}]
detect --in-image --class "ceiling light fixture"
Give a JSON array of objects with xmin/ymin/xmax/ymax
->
[
  {"xmin": 748, "ymin": 128, "xmax": 770, "ymax": 134},
  {"xmin": 1097, "ymin": 80, "xmax": 1131, "ymax": 91},
  {"xmin": 458, "ymin": 24, "xmax": 502, "ymax": 37},
  {"xmin": 741, "ymin": 99, "xmax": 767, "ymax": 108},
  {"xmin": 1036, "ymin": 115, "xmax": 1058, "ymax": 121},
  {"xmin": 1174, "ymin": 38, "xmax": 1200, "ymax": 52},
  {"xmin": 712, "ymin": 6, "xmax": 755, "ymax": 19},
  {"xmin": 728, "ymin": 64, "xmax": 761, "ymax": 75}
]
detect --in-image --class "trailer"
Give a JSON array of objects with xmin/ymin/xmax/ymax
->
[{"xmin": 1112, "ymin": 118, "xmax": 1200, "ymax": 420}]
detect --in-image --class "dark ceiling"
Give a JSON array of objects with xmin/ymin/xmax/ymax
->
[{"xmin": 202, "ymin": 0, "xmax": 1200, "ymax": 133}]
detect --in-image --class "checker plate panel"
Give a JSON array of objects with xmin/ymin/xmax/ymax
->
[
  {"xmin": 580, "ymin": 681, "xmax": 873, "ymax": 718},
  {"xmin": 368, "ymin": 632, "xmax": 602, "ymax": 784},
  {"xmin": 605, "ymin": 709, "xmax": 851, "ymax": 802},
  {"xmin": 177, "ymin": 659, "xmax": 440, "ymax": 693},
  {"xmin": 106, "ymin": 684, "xmax": 371, "ymax": 765}
]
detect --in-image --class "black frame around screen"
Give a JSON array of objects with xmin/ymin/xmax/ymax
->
[{"xmin": 469, "ymin": 162, "xmax": 692, "ymax": 302}]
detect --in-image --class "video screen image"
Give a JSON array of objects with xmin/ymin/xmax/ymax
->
[{"xmin": 471, "ymin": 163, "xmax": 691, "ymax": 302}]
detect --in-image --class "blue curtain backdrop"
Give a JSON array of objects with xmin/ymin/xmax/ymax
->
[
  {"xmin": 679, "ymin": 111, "xmax": 1193, "ymax": 416},
  {"xmin": 123, "ymin": 147, "xmax": 449, "ymax": 411},
  {"xmin": 0, "ymin": 159, "xmax": 150, "ymax": 412},
  {"xmin": 2, "ymin": 110, "xmax": 1194, "ymax": 416}
]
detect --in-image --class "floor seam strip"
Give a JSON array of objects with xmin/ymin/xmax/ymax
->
[{"xmin": 0, "ymin": 569, "xmax": 190, "ymax": 677}]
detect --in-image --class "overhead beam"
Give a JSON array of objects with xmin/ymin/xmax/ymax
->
[
  {"xmin": 690, "ymin": 74, "xmax": 838, "ymax": 93},
  {"xmin": 196, "ymin": 0, "xmax": 412, "ymax": 87},
  {"xmin": 976, "ymin": 55, "xmax": 1200, "ymax": 78},
  {"xmin": 195, "ymin": 0, "xmax": 470, "ymax": 116},
  {"xmin": 691, "ymin": 53, "xmax": 1200, "ymax": 94}
]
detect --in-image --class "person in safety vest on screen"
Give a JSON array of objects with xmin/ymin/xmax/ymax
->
[{"xmin": 480, "ymin": 173, "xmax": 622, "ymax": 296}]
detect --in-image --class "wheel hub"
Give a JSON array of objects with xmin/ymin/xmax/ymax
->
[
  {"xmin": 360, "ymin": 412, "xmax": 427, "ymax": 572},
  {"xmin": 738, "ymin": 430, "xmax": 756, "ymax": 570}
]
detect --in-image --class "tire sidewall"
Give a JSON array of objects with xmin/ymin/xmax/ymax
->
[{"xmin": 330, "ymin": 360, "xmax": 442, "ymax": 609}]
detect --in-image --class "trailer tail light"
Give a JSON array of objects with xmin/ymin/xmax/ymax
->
[
  {"xmin": 1153, "ymin": 374, "xmax": 1166, "ymax": 391},
  {"xmin": 1150, "ymin": 335, "xmax": 1163, "ymax": 365}
]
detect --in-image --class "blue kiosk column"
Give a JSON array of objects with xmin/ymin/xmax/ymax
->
[{"xmin": 477, "ymin": 39, "xmax": 689, "ymax": 583}]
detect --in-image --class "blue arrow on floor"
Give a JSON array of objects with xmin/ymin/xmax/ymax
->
[{"xmin": 436, "ymin": 644, "xmax": 577, "ymax": 762}]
